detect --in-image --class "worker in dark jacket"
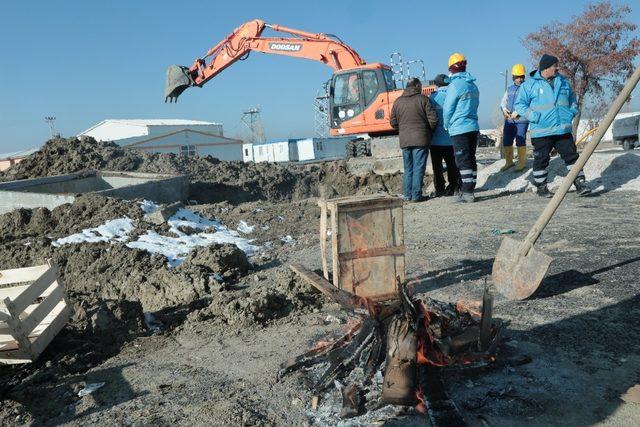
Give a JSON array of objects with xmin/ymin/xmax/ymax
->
[{"xmin": 390, "ymin": 78, "xmax": 438, "ymax": 202}]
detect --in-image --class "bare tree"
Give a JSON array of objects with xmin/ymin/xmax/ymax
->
[{"xmin": 522, "ymin": 1, "xmax": 639, "ymax": 135}]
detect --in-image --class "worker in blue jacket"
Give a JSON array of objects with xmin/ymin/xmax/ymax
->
[
  {"xmin": 429, "ymin": 74, "xmax": 461, "ymax": 197},
  {"xmin": 443, "ymin": 53, "xmax": 480, "ymax": 203},
  {"xmin": 500, "ymin": 63, "xmax": 529, "ymax": 172},
  {"xmin": 514, "ymin": 54, "xmax": 591, "ymax": 197}
]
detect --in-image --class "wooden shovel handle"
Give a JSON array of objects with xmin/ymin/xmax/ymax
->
[{"xmin": 520, "ymin": 66, "xmax": 640, "ymax": 256}]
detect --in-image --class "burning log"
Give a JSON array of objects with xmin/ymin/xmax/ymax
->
[
  {"xmin": 381, "ymin": 315, "xmax": 418, "ymax": 405},
  {"xmin": 285, "ymin": 264, "xmax": 504, "ymax": 423}
]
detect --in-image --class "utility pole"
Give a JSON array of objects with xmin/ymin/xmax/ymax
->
[
  {"xmin": 44, "ymin": 116, "xmax": 58, "ymax": 138},
  {"xmin": 313, "ymin": 81, "xmax": 330, "ymax": 138},
  {"xmin": 241, "ymin": 107, "xmax": 266, "ymax": 144},
  {"xmin": 499, "ymin": 69, "xmax": 508, "ymax": 91}
]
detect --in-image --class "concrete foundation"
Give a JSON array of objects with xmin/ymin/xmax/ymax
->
[
  {"xmin": 0, "ymin": 171, "xmax": 188, "ymax": 214},
  {"xmin": 367, "ymin": 136, "xmax": 434, "ymax": 175}
]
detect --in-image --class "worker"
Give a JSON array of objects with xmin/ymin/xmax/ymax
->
[
  {"xmin": 499, "ymin": 64, "xmax": 529, "ymax": 172},
  {"xmin": 514, "ymin": 54, "xmax": 591, "ymax": 197},
  {"xmin": 429, "ymin": 74, "xmax": 461, "ymax": 197},
  {"xmin": 443, "ymin": 53, "xmax": 480, "ymax": 203},
  {"xmin": 346, "ymin": 74, "xmax": 360, "ymax": 104},
  {"xmin": 390, "ymin": 77, "xmax": 439, "ymax": 202}
]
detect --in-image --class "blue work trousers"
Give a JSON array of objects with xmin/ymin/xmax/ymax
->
[
  {"xmin": 402, "ymin": 147, "xmax": 428, "ymax": 200},
  {"xmin": 502, "ymin": 121, "xmax": 528, "ymax": 147}
]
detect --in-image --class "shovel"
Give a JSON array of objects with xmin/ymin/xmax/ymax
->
[
  {"xmin": 164, "ymin": 65, "xmax": 194, "ymax": 103},
  {"xmin": 492, "ymin": 66, "xmax": 640, "ymax": 300}
]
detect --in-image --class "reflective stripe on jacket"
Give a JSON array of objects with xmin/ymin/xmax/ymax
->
[
  {"xmin": 443, "ymin": 72, "xmax": 480, "ymax": 136},
  {"xmin": 428, "ymin": 87, "xmax": 453, "ymax": 146},
  {"xmin": 514, "ymin": 71, "xmax": 577, "ymax": 138}
]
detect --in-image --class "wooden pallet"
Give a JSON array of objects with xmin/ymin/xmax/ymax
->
[
  {"xmin": 318, "ymin": 194, "xmax": 405, "ymax": 301},
  {"xmin": 0, "ymin": 260, "xmax": 71, "ymax": 364}
]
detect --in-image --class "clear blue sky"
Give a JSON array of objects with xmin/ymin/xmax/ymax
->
[{"xmin": 1, "ymin": 0, "xmax": 639, "ymax": 151}]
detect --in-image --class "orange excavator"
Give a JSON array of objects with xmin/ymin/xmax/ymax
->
[{"xmin": 165, "ymin": 19, "xmax": 433, "ymax": 139}]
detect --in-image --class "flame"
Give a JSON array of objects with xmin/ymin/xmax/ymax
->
[
  {"xmin": 415, "ymin": 390, "xmax": 427, "ymax": 413},
  {"xmin": 414, "ymin": 301, "xmax": 449, "ymax": 366}
]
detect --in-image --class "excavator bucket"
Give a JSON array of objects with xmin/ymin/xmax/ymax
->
[{"xmin": 164, "ymin": 65, "xmax": 194, "ymax": 102}]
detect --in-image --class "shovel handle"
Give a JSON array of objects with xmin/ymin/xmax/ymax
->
[{"xmin": 520, "ymin": 66, "xmax": 640, "ymax": 256}]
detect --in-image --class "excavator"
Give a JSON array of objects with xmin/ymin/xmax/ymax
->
[{"xmin": 165, "ymin": 19, "xmax": 434, "ymax": 145}]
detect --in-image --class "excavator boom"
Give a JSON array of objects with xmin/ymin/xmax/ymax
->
[{"xmin": 165, "ymin": 19, "xmax": 366, "ymax": 102}]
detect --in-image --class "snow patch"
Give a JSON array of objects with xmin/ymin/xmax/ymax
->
[
  {"xmin": 139, "ymin": 200, "xmax": 158, "ymax": 214},
  {"xmin": 237, "ymin": 220, "xmax": 255, "ymax": 234},
  {"xmin": 51, "ymin": 218, "xmax": 134, "ymax": 247},
  {"xmin": 128, "ymin": 208, "xmax": 259, "ymax": 266},
  {"xmin": 52, "ymin": 207, "xmax": 259, "ymax": 267}
]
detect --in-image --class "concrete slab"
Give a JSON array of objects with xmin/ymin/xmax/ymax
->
[{"xmin": 0, "ymin": 171, "xmax": 188, "ymax": 214}]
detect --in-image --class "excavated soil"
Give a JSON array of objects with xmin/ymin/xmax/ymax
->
[
  {"xmin": 0, "ymin": 194, "xmax": 145, "ymax": 243},
  {"xmin": 0, "ymin": 137, "xmax": 406, "ymax": 204}
]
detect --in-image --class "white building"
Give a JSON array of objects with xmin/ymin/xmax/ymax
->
[
  {"xmin": 79, "ymin": 119, "xmax": 243, "ymax": 160},
  {"xmin": 242, "ymin": 143, "xmax": 254, "ymax": 162},
  {"xmin": 296, "ymin": 137, "xmax": 351, "ymax": 161},
  {"xmin": 251, "ymin": 139, "xmax": 301, "ymax": 163},
  {"xmin": 0, "ymin": 148, "xmax": 39, "ymax": 172},
  {"xmin": 244, "ymin": 137, "xmax": 351, "ymax": 163}
]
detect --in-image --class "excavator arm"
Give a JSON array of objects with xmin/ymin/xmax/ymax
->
[{"xmin": 165, "ymin": 19, "xmax": 367, "ymax": 102}]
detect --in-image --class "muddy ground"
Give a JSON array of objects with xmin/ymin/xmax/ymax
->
[{"xmin": 0, "ymin": 141, "xmax": 639, "ymax": 426}]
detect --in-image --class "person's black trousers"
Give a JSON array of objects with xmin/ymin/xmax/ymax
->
[
  {"xmin": 451, "ymin": 131, "xmax": 479, "ymax": 193},
  {"xmin": 531, "ymin": 133, "xmax": 584, "ymax": 186},
  {"xmin": 430, "ymin": 145, "xmax": 460, "ymax": 193}
]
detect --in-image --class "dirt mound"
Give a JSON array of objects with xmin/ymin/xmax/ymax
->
[
  {"xmin": 1, "ymin": 137, "xmax": 407, "ymax": 205},
  {"xmin": 0, "ymin": 137, "xmax": 144, "ymax": 181},
  {"xmin": 188, "ymin": 267, "xmax": 322, "ymax": 326},
  {"xmin": 69, "ymin": 298, "xmax": 145, "ymax": 337},
  {"xmin": 313, "ymin": 161, "xmax": 404, "ymax": 197},
  {"xmin": 56, "ymin": 242, "xmax": 252, "ymax": 312},
  {"xmin": 0, "ymin": 137, "xmax": 318, "ymax": 204},
  {"xmin": 0, "ymin": 198, "xmax": 256, "ymax": 312},
  {"xmin": 0, "ymin": 194, "xmax": 144, "ymax": 243},
  {"xmin": 178, "ymin": 244, "xmax": 251, "ymax": 284}
]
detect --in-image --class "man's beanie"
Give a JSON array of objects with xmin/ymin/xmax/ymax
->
[
  {"xmin": 539, "ymin": 54, "xmax": 559, "ymax": 72},
  {"xmin": 434, "ymin": 74, "xmax": 450, "ymax": 87}
]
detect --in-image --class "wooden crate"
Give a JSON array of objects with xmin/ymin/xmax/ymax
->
[
  {"xmin": 0, "ymin": 260, "xmax": 71, "ymax": 364},
  {"xmin": 319, "ymin": 194, "xmax": 405, "ymax": 301}
]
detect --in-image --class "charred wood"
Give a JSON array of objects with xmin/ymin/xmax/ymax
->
[{"xmin": 418, "ymin": 365, "xmax": 467, "ymax": 427}]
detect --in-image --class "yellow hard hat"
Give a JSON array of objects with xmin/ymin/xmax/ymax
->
[
  {"xmin": 448, "ymin": 53, "xmax": 466, "ymax": 68},
  {"xmin": 512, "ymin": 63, "xmax": 526, "ymax": 77}
]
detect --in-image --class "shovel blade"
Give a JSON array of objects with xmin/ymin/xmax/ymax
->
[
  {"xmin": 492, "ymin": 236, "xmax": 553, "ymax": 300},
  {"xmin": 164, "ymin": 65, "xmax": 194, "ymax": 102}
]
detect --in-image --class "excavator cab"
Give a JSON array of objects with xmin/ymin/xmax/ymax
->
[
  {"xmin": 329, "ymin": 65, "xmax": 398, "ymax": 135},
  {"xmin": 165, "ymin": 65, "xmax": 195, "ymax": 102}
]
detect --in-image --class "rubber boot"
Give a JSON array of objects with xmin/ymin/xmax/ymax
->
[
  {"xmin": 573, "ymin": 176, "xmax": 592, "ymax": 196},
  {"xmin": 456, "ymin": 192, "xmax": 475, "ymax": 203},
  {"xmin": 500, "ymin": 146, "xmax": 514, "ymax": 171},
  {"xmin": 536, "ymin": 184, "xmax": 553, "ymax": 198},
  {"xmin": 515, "ymin": 146, "xmax": 527, "ymax": 171}
]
